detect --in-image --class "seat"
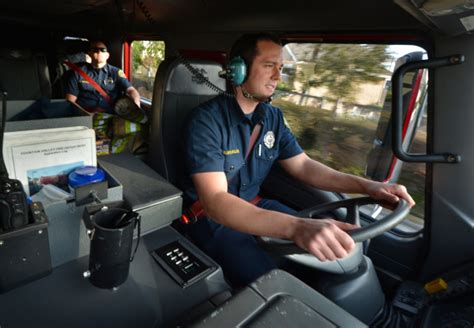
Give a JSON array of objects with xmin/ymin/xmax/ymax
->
[
  {"xmin": 147, "ymin": 57, "xmax": 226, "ymax": 187},
  {"xmin": 52, "ymin": 39, "xmax": 90, "ymax": 98},
  {"xmin": 0, "ymin": 47, "xmax": 52, "ymax": 100}
]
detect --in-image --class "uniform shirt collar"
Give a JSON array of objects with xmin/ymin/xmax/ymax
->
[
  {"xmin": 86, "ymin": 62, "xmax": 109, "ymax": 73},
  {"xmin": 227, "ymin": 96, "xmax": 267, "ymax": 127}
]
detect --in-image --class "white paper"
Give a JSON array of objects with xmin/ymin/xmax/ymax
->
[{"xmin": 3, "ymin": 126, "xmax": 96, "ymax": 196}]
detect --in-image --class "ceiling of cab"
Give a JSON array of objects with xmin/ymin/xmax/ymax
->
[
  {"xmin": 0, "ymin": 0, "xmax": 429, "ymax": 36},
  {"xmin": 407, "ymin": 0, "xmax": 474, "ymax": 35},
  {"xmin": 4, "ymin": 1, "xmax": 471, "ymax": 37}
]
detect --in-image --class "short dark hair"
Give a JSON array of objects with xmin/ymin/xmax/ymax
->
[{"xmin": 229, "ymin": 33, "xmax": 281, "ymax": 70}]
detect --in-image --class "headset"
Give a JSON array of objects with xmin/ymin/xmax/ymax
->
[
  {"xmin": 218, "ymin": 56, "xmax": 247, "ymax": 86},
  {"xmin": 219, "ymin": 55, "xmax": 272, "ymax": 102}
]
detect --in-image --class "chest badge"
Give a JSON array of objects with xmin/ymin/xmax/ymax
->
[{"xmin": 263, "ymin": 131, "xmax": 275, "ymax": 149}]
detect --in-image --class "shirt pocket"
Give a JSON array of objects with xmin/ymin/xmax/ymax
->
[
  {"xmin": 256, "ymin": 144, "xmax": 277, "ymax": 161},
  {"xmin": 103, "ymin": 78, "xmax": 116, "ymax": 92},
  {"xmin": 79, "ymin": 80, "xmax": 95, "ymax": 92},
  {"xmin": 255, "ymin": 144, "xmax": 277, "ymax": 180}
]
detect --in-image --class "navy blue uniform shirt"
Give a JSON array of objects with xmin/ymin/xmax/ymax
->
[
  {"xmin": 183, "ymin": 95, "xmax": 303, "ymax": 204},
  {"xmin": 64, "ymin": 62, "xmax": 131, "ymax": 113}
]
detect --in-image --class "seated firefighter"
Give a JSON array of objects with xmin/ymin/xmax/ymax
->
[
  {"xmin": 64, "ymin": 40, "xmax": 147, "ymax": 154},
  {"xmin": 183, "ymin": 33, "xmax": 416, "ymax": 287}
]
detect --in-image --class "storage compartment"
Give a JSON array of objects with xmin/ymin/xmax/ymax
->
[
  {"xmin": 0, "ymin": 214, "xmax": 51, "ymax": 293},
  {"xmin": 5, "ymin": 99, "xmax": 92, "ymax": 132},
  {"xmin": 44, "ymin": 165, "xmax": 122, "ymax": 268},
  {"xmin": 99, "ymin": 154, "xmax": 183, "ymax": 235}
]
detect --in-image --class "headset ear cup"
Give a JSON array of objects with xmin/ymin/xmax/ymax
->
[{"xmin": 228, "ymin": 56, "xmax": 247, "ymax": 86}]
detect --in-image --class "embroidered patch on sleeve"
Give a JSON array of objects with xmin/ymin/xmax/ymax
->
[{"xmin": 118, "ymin": 69, "xmax": 127, "ymax": 78}]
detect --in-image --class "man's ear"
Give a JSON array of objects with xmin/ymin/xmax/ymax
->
[{"xmin": 105, "ymin": 52, "xmax": 110, "ymax": 61}]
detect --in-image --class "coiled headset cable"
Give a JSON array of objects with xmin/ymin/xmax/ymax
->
[
  {"xmin": 135, "ymin": 0, "xmax": 234, "ymax": 98},
  {"xmin": 177, "ymin": 54, "xmax": 234, "ymax": 97}
]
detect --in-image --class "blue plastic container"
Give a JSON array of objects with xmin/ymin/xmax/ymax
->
[{"xmin": 68, "ymin": 166, "xmax": 106, "ymax": 189}]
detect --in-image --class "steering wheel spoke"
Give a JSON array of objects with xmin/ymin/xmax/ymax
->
[{"xmin": 347, "ymin": 203, "xmax": 360, "ymax": 226}]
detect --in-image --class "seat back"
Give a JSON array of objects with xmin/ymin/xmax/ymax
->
[
  {"xmin": 52, "ymin": 39, "xmax": 90, "ymax": 98},
  {"xmin": 0, "ymin": 48, "xmax": 51, "ymax": 100},
  {"xmin": 147, "ymin": 57, "xmax": 226, "ymax": 187}
]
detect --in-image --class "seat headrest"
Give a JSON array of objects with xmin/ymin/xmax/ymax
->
[
  {"xmin": 0, "ymin": 48, "xmax": 33, "ymax": 61},
  {"xmin": 164, "ymin": 59, "xmax": 226, "ymax": 95}
]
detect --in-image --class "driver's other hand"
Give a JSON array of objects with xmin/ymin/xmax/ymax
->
[
  {"xmin": 291, "ymin": 218, "xmax": 359, "ymax": 262},
  {"xmin": 366, "ymin": 181, "xmax": 416, "ymax": 209}
]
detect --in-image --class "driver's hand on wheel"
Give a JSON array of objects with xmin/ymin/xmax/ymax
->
[
  {"xmin": 290, "ymin": 218, "xmax": 359, "ymax": 262},
  {"xmin": 366, "ymin": 181, "xmax": 415, "ymax": 209}
]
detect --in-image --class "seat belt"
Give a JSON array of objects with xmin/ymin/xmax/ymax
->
[
  {"xmin": 181, "ymin": 123, "xmax": 262, "ymax": 224},
  {"xmin": 64, "ymin": 61, "xmax": 113, "ymax": 106}
]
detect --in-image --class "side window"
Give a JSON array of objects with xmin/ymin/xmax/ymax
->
[
  {"xmin": 130, "ymin": 40, "xmax": 165, "ymax": 100},
  {"xmin": 275, "ymin": 43, "xmax": 427, "ymax": 227}
]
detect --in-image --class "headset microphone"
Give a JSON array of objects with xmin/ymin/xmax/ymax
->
[{"xmin": 241, "ymin": 86, "xmax": 272, "ymax": 103}]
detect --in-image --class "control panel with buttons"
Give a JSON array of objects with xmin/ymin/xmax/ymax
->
[{"xmin": 151, "ymin": 240, "xmax": 214, "ymax": 288}]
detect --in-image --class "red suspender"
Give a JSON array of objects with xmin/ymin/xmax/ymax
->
[{"xmin": 245, "ymin": 123, "xmax": 262, "ymax": 159}]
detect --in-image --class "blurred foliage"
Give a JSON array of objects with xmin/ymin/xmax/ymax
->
[
  {"xmin": 132, "ymin": 40, "xmax": 165, "ymax": 73},
  {"xmin": 274, "ymin": 97, "xmax": 426, "ymax": 219},
  {"xmin": 278, "ymin": 43, "xmax": 425, "ymax": 220},
  {"xmin": 131, "ymin": 40, "xmax": 165, "ymax": 100},
  {"xmin": 286, "ymin": 44, "xmax": 390, "ymax": 113},
  {"xmin": 274, "ymin": 98, "xmax": 377, "ymax": 172}
]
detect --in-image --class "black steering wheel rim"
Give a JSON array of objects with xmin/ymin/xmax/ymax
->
[{"xmin": 297, "ymin": 196, "xmax": 410, "ymax": 242}]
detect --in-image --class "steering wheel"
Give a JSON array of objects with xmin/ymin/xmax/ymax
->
[{"xmin": 259, "ymin": 197, "xmax": 410, "ymax": 274}]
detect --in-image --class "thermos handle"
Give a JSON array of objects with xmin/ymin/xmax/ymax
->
[{"xmin": 129, "ymin": 214, "xmax": 141, "ymax": 262}]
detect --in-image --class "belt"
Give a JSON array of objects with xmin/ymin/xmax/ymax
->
[{"xmin": 181, "ymin": 195, "xmax": 262, "ymax": 224}]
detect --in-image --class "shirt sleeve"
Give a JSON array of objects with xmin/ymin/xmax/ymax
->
[
  {"xmin": 185, "ymin": 109, "xmax": 225, "ymax": 175},
  {"xmin": 116, "ymin": 69, "xmax": 132, "ymax": 90},
  {"xmin": 277, "ymin": 110, "xmax": 303, "ymax": 160},
  {"xmin": 63, "ymin": 70, "xmax": 79, "ymax": 96}
]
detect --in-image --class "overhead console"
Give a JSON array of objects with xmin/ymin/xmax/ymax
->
[{"xmin": 396, "ymin": 0, "xmax": 474, "ymax": 35}]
